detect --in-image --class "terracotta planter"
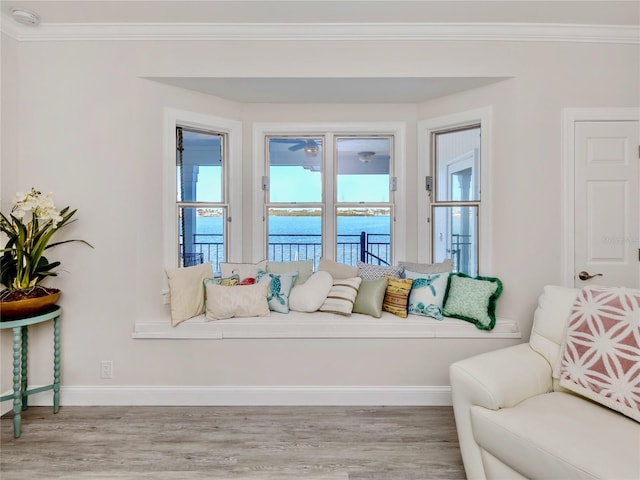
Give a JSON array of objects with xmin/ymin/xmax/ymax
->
[{"xmin": 0, "ymin": 289, "xmax": 61, "ymax": 320}]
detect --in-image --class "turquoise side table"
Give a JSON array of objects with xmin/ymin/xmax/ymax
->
[{"xmin": 0, "ymin": 306, "xmax": 61, "ymax": 438}]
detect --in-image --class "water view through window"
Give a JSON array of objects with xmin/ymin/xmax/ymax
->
[
  {"xmin": 177, "ymin": 127, "xmax": 227, "ymax": 270},
  {"xmin": 178, "ymin": 132, "xmax": 396, "ymax": 272},
  {"xmin": 266, "ymin": 135, "xmax": 394, "ymax": 269}
]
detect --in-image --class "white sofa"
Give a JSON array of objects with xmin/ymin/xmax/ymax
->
[{"xmin": 449, "ymin": 285, "xmax": 640, "ymax": 480}]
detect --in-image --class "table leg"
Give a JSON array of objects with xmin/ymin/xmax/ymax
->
[
  {"xmin": 53, "ymin": 316, "xmax": 60, "ymax": 414},
  {"xmin": 12, "ymin": 327, "xmax": 22, "ymax": 438},
  {"xmin": 21, "ymin": 326, "xmax": 28, "ymax": 411}
]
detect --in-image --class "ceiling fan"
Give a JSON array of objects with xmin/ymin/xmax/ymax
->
[
  {"xmin": 271, "ymin": 138, "xmax": 320, "ymax": 151},
  {"xmin": 271, "ymin": 138, "xmax": 321, "ymax": 157}
]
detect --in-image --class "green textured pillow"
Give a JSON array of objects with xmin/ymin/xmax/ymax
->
[
  {"xmin": 443, "ymin": 273, "xmax": 503, "ymax": 330},
  {"xmin": 353, "ymin": 277, "xmax": 388, "ymax": 318}
]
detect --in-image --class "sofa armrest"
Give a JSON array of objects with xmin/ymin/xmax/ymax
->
[
  {"xmin": 449, "ymin": 343, "xmax": 552, "ymax": 480},
  {"xmin": 451, "ymin": 342, "xmax": 552, "ymax": 410}
]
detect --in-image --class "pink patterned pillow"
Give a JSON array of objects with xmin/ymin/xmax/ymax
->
[{"xmin": 558, "ymin": 286, "xmax": 640, "ymax": 422}]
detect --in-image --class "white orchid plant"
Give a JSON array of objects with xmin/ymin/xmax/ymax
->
[{"xmin": 0, "ymin": 188, "xmax": 92, "ymax": 296}]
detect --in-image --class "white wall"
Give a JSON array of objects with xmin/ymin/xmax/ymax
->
[{"xmin": 1, "ymin": 34, "xmax": 638, "ymax": 406}]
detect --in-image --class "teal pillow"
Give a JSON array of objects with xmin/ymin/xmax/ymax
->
[
  {"xmin": 256, "ymin": 270, "xmax": 298, "ymax": 313},
  {"xmin": 404, "ymin": 270, "xmax": 449, "ymax": 320},
  {"xmin": 443, "ymin": 273, "xmax": 503, "ymax": 330},
  {"xmin": 353, "ymin": 277, "xmax": 388, "ymax": 318}
]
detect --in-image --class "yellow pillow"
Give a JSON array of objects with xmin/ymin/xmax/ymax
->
[{"xmin": 382, "ymin": 275, "xmax": 413, "ymax": 318}]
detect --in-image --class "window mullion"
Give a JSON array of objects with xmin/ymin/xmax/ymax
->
[{"xmin": 325, "ymin": 133, "xmax": 336, "ymax": 261}]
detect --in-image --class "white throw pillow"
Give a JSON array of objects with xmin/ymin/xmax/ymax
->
[
  {"xmin": 204, "ymin": 281, "xmax": 270, "ymax": 321},
  {"xmin": 289, "ymin": 271, "xmax": 333, "ymax": 312},
  {"xmin": 165, "ymin": 262, "xmax": 214, "ymax": 326}
]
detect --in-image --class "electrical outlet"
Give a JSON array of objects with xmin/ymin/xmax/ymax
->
[{"xmin": 100, "ymin": 360, "xmax": 113, "ymax": 379}]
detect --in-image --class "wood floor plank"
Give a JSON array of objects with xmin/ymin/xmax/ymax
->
[{"xmin": 1, "ymin": 406, "xmax": 465, "ymax": 480}]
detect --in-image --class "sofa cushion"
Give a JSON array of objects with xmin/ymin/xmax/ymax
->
[
  {"xmin": 471, "ymin": 392, "xmax": 640, "ymax": 480},
  {"xmin": 289, "ymin": 270, "xmax": 333, "ymax": 312},
  {"xmin": 558, "ymin": 286, "xmax": 640, "ymax": 422},
  {"xmin": 530, "ymin": 285, "xmax": 579, "ymax": 371}
]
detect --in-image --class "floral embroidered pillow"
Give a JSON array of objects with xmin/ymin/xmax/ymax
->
[{"xmin": 256, "ymin": 270, "xmax": 298, "ymax": 314}]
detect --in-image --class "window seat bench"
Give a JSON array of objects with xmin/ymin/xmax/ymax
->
[{"xmin": 132, "ymin": 311, "xmax": 520, "ymax": 340}]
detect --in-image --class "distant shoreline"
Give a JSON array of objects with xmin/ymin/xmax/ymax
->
[{"xmin": 197, "ymin": 208, "xmax": 389, "ymax": 217}]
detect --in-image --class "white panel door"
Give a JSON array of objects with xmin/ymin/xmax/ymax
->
[{"xmin": 574, "ymin": 121, "xmax": 639, "ymax": 288}]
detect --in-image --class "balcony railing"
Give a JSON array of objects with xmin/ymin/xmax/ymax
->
[
  {"xmin": 181, "ymin": 232, "xmax": 475, "ymax": 275},
  {"xmin": 449, "ymin": 234, "xmax": 473, "ymax": 275},
  {"xmin": 180, "ymin": 232, "xmax": 390, "ymax": 270}
]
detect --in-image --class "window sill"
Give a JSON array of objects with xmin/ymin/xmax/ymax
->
[{"xmin": 132, "ymin": 311, "xmax": 521, "ymax": 340}]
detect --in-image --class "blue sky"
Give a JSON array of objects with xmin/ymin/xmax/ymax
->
[
  {"xmin": 191, "ymin": 166, "xmax": 390, "ymax": 203},
  {"xmin": 181, "ymin": 130, "xmax": 390, "ymax": 203}
]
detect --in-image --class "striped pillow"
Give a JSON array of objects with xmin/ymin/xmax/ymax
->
[
  {"xmin": 383, "ymin": 275, "xmax": 413, "ymax": 318},
  {"xmin": 318, "ymin": 277, "xmax": 362, "ymax": 316}
]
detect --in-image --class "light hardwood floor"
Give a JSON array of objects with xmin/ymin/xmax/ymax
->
[{"xmin": 1, "ymin": 405, "xmax": 466, "ymax": 480}]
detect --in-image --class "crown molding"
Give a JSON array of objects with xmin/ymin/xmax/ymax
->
[{"xmin": 1, "ymin": 16, "xmax": 639, "ymax": 44}]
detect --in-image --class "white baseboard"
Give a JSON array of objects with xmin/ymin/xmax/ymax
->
[{"xmin": 1, "ymin": 385, "xmax": 451, "ymax": 414}]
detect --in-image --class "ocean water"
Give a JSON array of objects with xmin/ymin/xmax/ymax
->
[{"xmin": 185, "ymin": 215, "xmax": 391, "ymax": 268}]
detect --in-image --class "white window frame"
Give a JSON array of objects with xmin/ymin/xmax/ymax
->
[
  {"xmin": 252, "ymin": 122, "xmax": 406, "ymax": 265},
  {"xmin": 417, "ymin": 107, "xmax": 493, "ymax": 273},
  {"xmin": 163, "ymin": 108, "xmax": 243, "ymax": 271}
]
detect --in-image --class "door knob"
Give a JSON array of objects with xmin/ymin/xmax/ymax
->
[{"xmin": 578, "ymin": 271, "xmax": 603, "ymax": 281}]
